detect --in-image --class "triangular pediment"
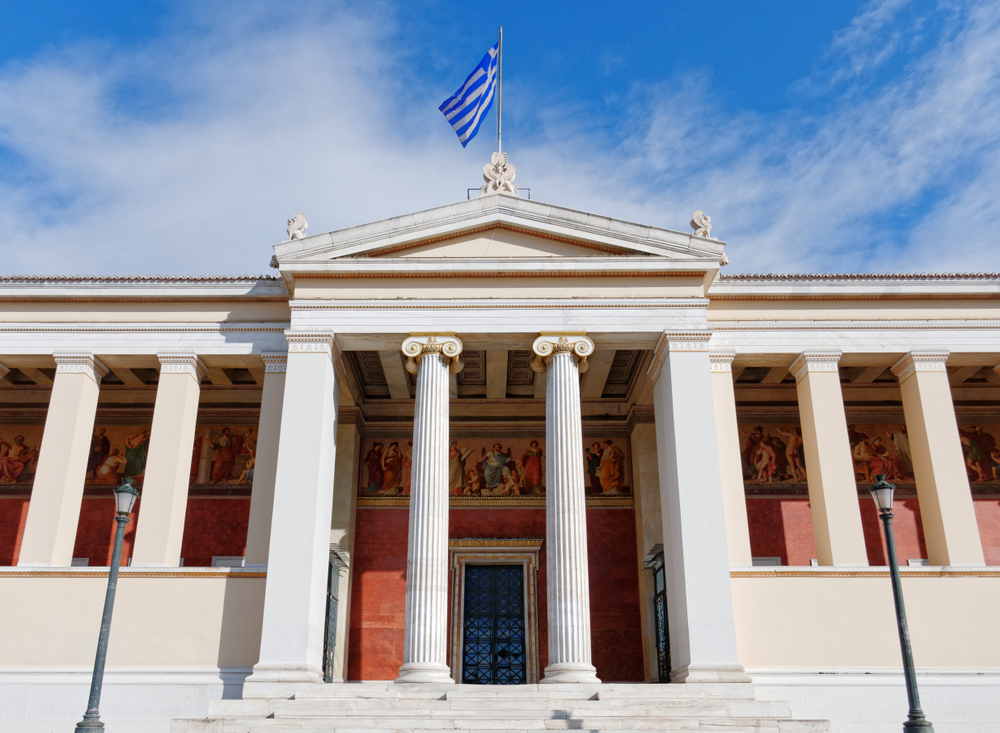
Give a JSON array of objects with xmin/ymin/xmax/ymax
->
[{"xmin": 273, "ymin": 195, "xmax": 726, "ymax": 273}]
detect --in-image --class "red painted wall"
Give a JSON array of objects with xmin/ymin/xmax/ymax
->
[
  {"xmin": 179, "ymin": 497, "xmax": 251, "ymax": 567},
  {"xmin": 347, "ymin": 506, "xmax": 644, "ymax": 682},
  {"xmin": 0, "ymin": 498, "xmax": 29, "ymax": 566},
  {"xmin": 746, "ymin": 496, "xmax": 928, "ymax": 566},
  {"xmin": 72, "ymin": 497, "xmax": 142, "ymax": 566},
  {"xmin": 974, "ymin": 498, "xmax": 1000, "ymax": 566}
]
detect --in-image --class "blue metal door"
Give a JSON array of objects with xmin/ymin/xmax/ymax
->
[{"xmin": 461, "ymin": 564, "xmax": 526, "ymax": 684}]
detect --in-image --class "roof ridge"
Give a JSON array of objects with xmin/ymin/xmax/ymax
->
[{"xmin": 0, "ymin": 275, "xmax": 280, "ymax": 282}]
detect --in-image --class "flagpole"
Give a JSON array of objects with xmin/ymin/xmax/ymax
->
[{"xmin": 497, "ymin": 26, "xmax": 502, "ymax": 155}]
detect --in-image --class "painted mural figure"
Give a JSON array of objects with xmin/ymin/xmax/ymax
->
[
  {"xmin": 521, "ymin": 441, "xmax": 544, "ymax": 493},
  {"xmin": 775, "ymin": 427, "xmax": 806, "ymax": 481},
  {"xmin": 598, "ymin": 440, "xmax": 625, "ymax": 493},
  {"xmin": 891, "ymin": 425, "xmax": 913, "ymax": 474},
  {"xmin": 403, "ymin": 441, "xmax": 413, "ymax": 493},
  {"xmin": 381, "ymin": 442, "xmax": 403, "ymax": 494},
  {"xmin": 364, "ymin": 442, "xmax": 384, "ymax": 493},
  {"xmin": 86, "ymin": 428, "xmax": 111, "ymax": 479},
  {"xmin": 96, "ymin": 448, "xmax": 127, "ymax": 485},
  {"xmin": 584, "ymin": 441, "xmax": 603, "ymax": 493},
  {"xmin": 124, "ymin": 430, "xmax": 151, "ymax": 477},
  {"xmin": 0, "ymin": 435, "xmax": 35, "ymax": 483},
  {"xmin": 449, "ymin": 441, "xmax": 474, "ymax": 493},
  {"xmin": 481, "ymin": 444, "xmax": 513, "ymax": 490},
  {"xmin": 210, "ymin": 428, "xmax": 247, "ymax": 484},
  {"xmin": 961, "ymin": 426, "xmax": 998, "ymax": 482}
]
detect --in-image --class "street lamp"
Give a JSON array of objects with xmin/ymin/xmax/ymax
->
[
  {"xmin": 75, "ymin": 478, "xmax": 140, "ymax": 732},
  {"xmin": 867, "ymin": 474, "xmax": 934, "ymax": 732}
]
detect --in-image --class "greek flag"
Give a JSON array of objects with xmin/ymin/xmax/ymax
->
[{"xmin": 439, "ymin": 41, "xmax": 498, "ymax": 147}]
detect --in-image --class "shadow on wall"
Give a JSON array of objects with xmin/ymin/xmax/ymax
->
[{"xmin": 217, "ymin": 573, "xmax": 266, "ymax": 698}]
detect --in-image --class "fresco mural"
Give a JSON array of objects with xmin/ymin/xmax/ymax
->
[
  {"xmin": 738, "ymin": 424, "xmax": 808, "ymax": 484},
  {"xmin": 358, "ymin": 437, "xmax": 630, "ymax": 498},
  {"xmin": 0, "ymin": 425, "xmax": 43, "ymax": 486},
  {"xmin": 190, "ymin": 425, "xmax": 258, "ymax": 485},
  {"xmin": 83, "ymin": 425, "xmax": 154, "ymax": 485},
  {"xmin": 740, "ymin": 420, "xmax": 1000, "ymax": 486},
  {"xmin": 957, "ymin": 422, "xmax": 1000, "ymax": 483}
]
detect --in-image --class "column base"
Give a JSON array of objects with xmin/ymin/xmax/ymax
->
[
  {"xmin": 242, "ymin": 663, "xmax": 324, "ymax": 698},
  {"xmin": 671, "ymin": 664, "xmax": 751, "ymax": 683},
  {"xmin": 541, "ymin": 662, "xmax": 601, "ymax": 684},
  {"xmin": 395, "ymin": 663, "xmax": 455, "ymax": 684}
]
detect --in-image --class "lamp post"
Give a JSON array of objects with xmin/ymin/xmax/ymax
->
[
  {"xmin": 75, "ymin": 478, "xmax": 140, "ymax": 732},
  {"xmin": 868, "ymin": 475, "xmax": 934, "ymax": 732}
]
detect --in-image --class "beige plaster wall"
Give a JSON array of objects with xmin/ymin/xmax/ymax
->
[
  {"xmin": 708, "ymin": 299, "xmax": 1000, "ymax": 323},
  {"xmin": 0, "ymin": 570, "xmax": 265, "ymax": 668},
  {"xmin": 293, "ymin": 276, "xmax": 706, "ymax": 300},
  {"xmin": 731, "ymin": 571, "xmax": 1000, "ymax": 670},
  {"xmin": 0, "ymin": 301, "xmax": 289, "ymax": 323}
]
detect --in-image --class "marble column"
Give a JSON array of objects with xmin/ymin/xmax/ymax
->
[
  {"xmin": 892, "ymin": 351, "xmax": 985, "ymax": 566},
  {"xmin": 131, "ymin": 353, "xmax": 206, "ymax": 567},
  {"xmin": 18, "ymin": 354, "xmax": 107, "ymax": 567},
  {"xmin": 709, "ymin": 352, "xmax": 753, "ymax": 566},
  {"xmin": 247, "ymin": 333, "xmax": 340, "ymax": 690},
  {"xmin": 790, "ymin": 351, "xmax": 868, "ymax": 566},
  {"xmin": 244, "ymin": 352, "xmax": 287, "ymax": 567},
  {"xmin": 532, "ymin": 333, "xmax": 600, "ymax": 684},
  {"xmin": 650, "ymin": 332, "xmax": 748, "ymax": 683},
  {"xmin": 396, "ymin": 334, "xmax": 463, "ymax": 684}
]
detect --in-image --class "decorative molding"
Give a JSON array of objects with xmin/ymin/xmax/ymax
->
[
  {"xmin": 157, "ymin": 353, "xmax": 208, "ymax": 381},
  {"xmin": 456, "ymin": 350, "xmax": 486, "ymax": 386},
  {"xmin": 646, "ymin": 330, "xmax": 713, "ymax": 384},
  {"xmin": 506, "ymin": 350, "xmax": 535, "ymax": 386},
  {"xmin": 789, "ymin": 352, "xmax": 842, "ymax": 382},
  {"xmin": 402, "ymin": 334, "xmax": 464, "ymax": 375},
  {"xmin": 53, "ymin": 353, "xmax": 109, "ymax": 384},
  {"xmin": 0, "ymin": 361, "xmax": 8, "ymax": 380},
  {"xmin": 449, "ymin": 538, "xmax": 544, "ymax": 549},
  {"xmin": 891, "ymin": 351, "xmax": 949, "ymax": 382},
  {"xmin": 261, "ymin": 352, "xmax": 288, "ymax": 373},
  {"xmin": 285, "ymin": 331, "xmax": 334, "ymax": 358},
  {"xmin": 531, "ymin": 333, "xmax": 594, "ymax": 374},
  {"xmin": 710, "ymin": 352, "xmax": 736, "ymax": 373}
]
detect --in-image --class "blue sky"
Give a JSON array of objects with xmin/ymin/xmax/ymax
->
[{"xmin": 0, "ymin": 0, "xmax": 997, "ymax": 275}]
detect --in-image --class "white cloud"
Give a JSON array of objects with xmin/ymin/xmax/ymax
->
[{"xmin": 0, "ymin": 0, "xmax": 998, "ymax": 276}]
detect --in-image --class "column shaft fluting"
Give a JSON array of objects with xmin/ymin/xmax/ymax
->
[
  {"xmin": 535, "ymin": 336, "xmax": 600, "ymax": 684},
  {"xmin": 397, "ymin": 336, "xmax": 460, "ymax": 684}
]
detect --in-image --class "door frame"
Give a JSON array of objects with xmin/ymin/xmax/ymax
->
[{"xmin": 448, "ymin": 538, "xmax": 542, "ymax": 684}]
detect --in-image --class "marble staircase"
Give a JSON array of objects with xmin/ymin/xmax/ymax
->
[{"xmin": 171, "ymin": 681, "xmax": 831, "ymax": 733}]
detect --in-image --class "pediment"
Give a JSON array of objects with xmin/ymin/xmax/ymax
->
[{"xmin": 273, "ymin": 195, "xmax": 726, "ymax": 272}]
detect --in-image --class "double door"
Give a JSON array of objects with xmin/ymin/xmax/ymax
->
[{"xmin": 461, "ymin": 564, "xmax": 527, "ymax": 684}]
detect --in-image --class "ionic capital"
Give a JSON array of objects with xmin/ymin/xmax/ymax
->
[
  {"xmin": 261, "ymin": 352, "xmax": 288, "ymax": 373},
  {"xmin": 285, "ymin": 331, "xmax": 335, "ymax": 358},
  {"xmin": 646, "ymin": 330, "xmax": 713, "ymax": 383},
  {"xmin": 157, "ymin": 352, "xmax": 208, "ymax": 382},
  {"xmin": 789, "ymin": 352, "xmax": 842, "ymax": 383},
  {"xmin": 54, "ymin": 353, "xmax": 110, "ymax": 385},
  {"xmin": 531, "ymin": 333, "xmax": 594, "ymax": 374},
  {"xmin": 891, "ymin": 350, "xmax": 949, "ymax": 383},
  {"xmin": 402, "ymin": 334, "xmax": 464, "ymax": 375},
  {"xmin": 709, "ymin": 352, "xmax": 736, "ymax": 373}
]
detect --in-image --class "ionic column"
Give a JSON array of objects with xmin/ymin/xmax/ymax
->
[
  {"xmin": 650, "ymin": 332, "xmax": 747, "ymax": 683},
  {"xmin": 132, "ymin": 353, "xmax": 206, "ymax": 567},
  {"xmin": 790, "ymin": 352, "xmax": 868, "ymax": 566},
  {"xmin": 709, "ymin": 352, "xmax": 752, "ymax": 566},
  {"xmin": 396, "ymin": 334, "xmax": 463, "ymax": 684},
  {"xmin": 532, "ymin": 333, "xmax": 600, "ymax": 684},
  {"xmin": 892, "ymin": 352, "xmax": 985, "ymax": 566},
  {"xmin": 247, "ymin": 333, "xmax": 340, "ymax": 689},
  {"xmin": 18, "ymin": 354, "xmax": 107, "ymax": 567},
  {"xmin": 244, "ymin": 352, "xmax": 287, "ymax": 566}
]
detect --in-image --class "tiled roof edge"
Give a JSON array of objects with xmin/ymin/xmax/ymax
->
[
  {"xmin": 0, "ymin": 275, "xmax": 280, "ymax": 283},
  {"xmin": 719, "ymin": 273, "xmax": 1000, "ymax": 281}
]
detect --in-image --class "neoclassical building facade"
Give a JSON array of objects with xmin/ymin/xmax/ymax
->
[{"xmin": 0, "ymin": 194, "xmax": 998, "ymax": 732}]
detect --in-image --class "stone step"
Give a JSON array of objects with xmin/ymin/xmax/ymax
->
[
  {"xmin": 266, "ymin": 700, "xmax": 790, "ymax": 719},
  {"xmin": 290, "ymin": 683, "xmax": 757, "ymax": 701},
  {"xmin": 218, "ymin": 715, "xmax": 827, "ymax": 730}
]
